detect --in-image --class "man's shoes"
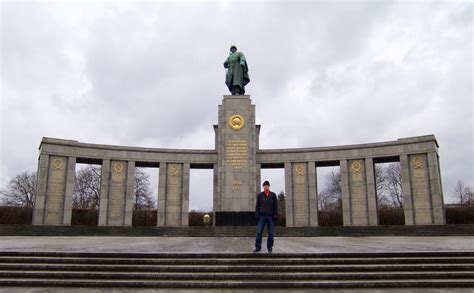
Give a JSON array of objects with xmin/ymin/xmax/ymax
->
[
  {"xmin": 267, "ymin": 249, "xmax": 272, "ymax": 253},
  {"xmin": 253, "ymin": 248, "xmax": 261, "ymax": 253}
]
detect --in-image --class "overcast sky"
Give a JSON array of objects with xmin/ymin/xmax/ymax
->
[{"xmin": 1, "ymin": 0, "xmax": 472, "ymax": 211}]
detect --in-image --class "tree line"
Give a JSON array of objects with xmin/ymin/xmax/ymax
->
[
  {"xmin": 316, "ymin": 163, "xmax": 472, "ymax": 212},
  {"xmin": 0, "ymin": 167, "xmax": 156, "ymax": 210},
  {"xmin": 0, "ymin": 164, "xmax": 472, "ymax": 210}
]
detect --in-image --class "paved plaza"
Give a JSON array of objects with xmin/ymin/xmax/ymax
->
[{"xmin": 1, "ymin": 236, "xmax": 472, "ymax": 254}]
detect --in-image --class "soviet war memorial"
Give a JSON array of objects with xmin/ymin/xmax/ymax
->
[{"xmin": 0, "ymin": 1, "xmax": 473, "ymax": 291}]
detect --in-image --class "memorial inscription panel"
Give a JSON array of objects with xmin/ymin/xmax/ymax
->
[
  {"xmin": 44, "ymin": 156, "xmax": 67, "ymax": 224},
  {"xmin": 226, "ymin": 139, "xmax": 248, "ymax": 169},
  {"xmin": 410, "ymin": 155, "xmax": 432, "ymax": 224},
  {"xmin": 293, "ymin": 163, "xmax": 309, "ymax": 226},
  {"xmin": 350, "ymin": 160, "xmax": 368, "ymax": 225},
  {"xmin": 166, "ymin": 163, "xmax": 182, "ymax": 226},
  {"xmin": 108, "ymin": 161, "xmax": 127, "ymax": 226}
]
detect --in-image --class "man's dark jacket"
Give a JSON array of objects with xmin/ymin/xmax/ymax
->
[{"xmin": 255, "ymin": 191, "xmax": 278, "ymax": 220}]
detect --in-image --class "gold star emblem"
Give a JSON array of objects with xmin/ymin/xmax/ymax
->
[
  {"xmin": 113, "ymin": 162, "xmax": 124, "ymax": 173},
  {"xmin": 228, "ymin": 115, "xmax": 245, "ymax": 131},
  {"xmin": 53, "ymin": 158, "xmax": 63, "ymax": 169},
  {"xmin": 351, "ymin": 161, "xmax": 362, "ymax": 173}
]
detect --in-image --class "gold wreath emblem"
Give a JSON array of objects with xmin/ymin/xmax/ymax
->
[
  {"xmin": 413, "ymin": 156, "xmax": 424, "ymax": 169},
  {"xmin": 113, "ymin": 162, "xmax": 124, "ymax": 173},
  {"xmin": 351, "ymin": 161, "xmax": 362, "ymax": 173},
  {"xmin": 228, "ymin": 115, "xmax": 245, "ymax": 131},
  {"xmin": 53, "ymin": 158, "xmax": 63, "ymax": 169},
  {"xmin": 295, "ymin": 164, "xmax": 304, "ymax": 176},
  {"xmin": 169, "ymin": 166, "xmax": 179, "ymax": 176}
]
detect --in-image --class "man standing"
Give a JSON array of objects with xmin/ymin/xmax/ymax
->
[
  {"xmin": 223, "ymin": 45, "xmax": 250, "ymax": 95},
  {"xmin": 254, "ymin": 180, "xmax": 278, "ymax": 253}
]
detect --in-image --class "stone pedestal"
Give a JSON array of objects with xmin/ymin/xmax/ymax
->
[
  {"xmin": 214, "ymin": 95, "xmax": 259, "ymax": 225},
  {"xmin": 401, "ymin": 153, "xmax": 445, "ymax": 225},
  {"xmin": 33, "ymin": 155, "xmax": 76, "ymax": 225},
  {"xmin": 157, "ymin": 163, "xmax": 190, "ymax": 227},
  {"xmin": 284, "ymin": 162, "xmax": 318, "ymax": 227},
  {"xmin": 98, "ymin": 160, "xmax": 135, "ymax": 226},
  {"xmin": 340, "ymin": 159, "xmax": 378, "ymax": 226}
]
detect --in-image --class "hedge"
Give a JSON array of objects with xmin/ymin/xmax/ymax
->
[{"xmin": 1, "ymin": 206, "xmax": 472, "ymax": 226}]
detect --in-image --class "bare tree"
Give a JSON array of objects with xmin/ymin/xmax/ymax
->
[
  {"xmin": 452, "ymin": 180, "xmax": 472, "ymax": 206},
  {"xmin": 277, "ymin": 190, "xmax": 286, "ymax": 216},
  {"xmin": 73, "ymin": 166, "xmax": 156, "ymax": 210},
  {"xmin": 73, "ymin": 165, "xmax": 101, "ymax": 209},
  {"xmin": 385, "ymin": 163, "xmax": 403, "ymax": 209},
  {"xmin": 318, "ymin": 170, "xmax": 342, "ymax": 211},
  {"xmin": 0, "ymin": 172, "xmax": 36, "ymax": 207},
  {"xmin": 317, "ymin": 164, "xmax": 403, "ymax": 211},
  {"xmin": 1, "ymin": 167, "xmax": 156, "ymax": 211},
  {"xmin": 133, "ymin": 168, "xmax": 156, "ymax": 210},
  {"xmin": 376, "ymin": 163, "xmax": 403, "ymax": 209},
  {"xmin": 374, "ymin": 164, "xmax": 385, "ymax": 195}
]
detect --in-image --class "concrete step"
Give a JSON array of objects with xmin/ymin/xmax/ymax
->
[
  {"xmin": 0, "ymin": 252, "xmax": 472, "ymax": 289},
  {"xmin": 1, "ymin": 224, "xmax": 473, "ymax": 236},
  {"xmin": 1, "ymin": 270, "xmax": 473, "ymax": 280},
  {"xmin": 1, "ymin": 251, "xmax": 472, "ymax": 258},
  {"xmin": 1, "ymin": 263, "xmax": 473, "ymax": 273},
  {"xmin": 0, "ymin": 264, "xmax": 472, "ymax": 274},
  {"xmin": 1, "ymin": 256, "xmax": 472, "ymax": 265},
  {"xmin": 0, "ymin": 278, "xmax": 473, "ymax": 288}
]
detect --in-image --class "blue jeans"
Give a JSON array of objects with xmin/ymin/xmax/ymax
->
[{"xmin": 255, "ymin": 216, "xmax": 275, "ymax": 250}]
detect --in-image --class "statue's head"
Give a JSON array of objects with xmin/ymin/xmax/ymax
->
[{"xmin": 230, "ymin": 45, "xmax": 237, "ymax": 53}]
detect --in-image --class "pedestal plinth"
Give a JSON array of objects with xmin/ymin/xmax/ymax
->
[{"xmin": 214, "ymin": 95, "xmax": 260, "ymax": 225}]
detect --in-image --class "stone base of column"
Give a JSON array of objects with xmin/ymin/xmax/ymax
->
[{"xmin": 215, "ymin": 212, "xmax": 257, "ymax": 226}]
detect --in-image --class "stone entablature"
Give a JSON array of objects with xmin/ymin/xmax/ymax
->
[{"xmin": 33, "ymin": 96, "xmax": 445, "ymax": 227}]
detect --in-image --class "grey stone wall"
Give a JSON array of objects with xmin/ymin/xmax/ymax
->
[
  {"xmin": 157, "ymin": 163, "xmax": 189, "ymax": 227},
  {"xmin": 403, "ymin": 153, "xmax": 445, "ymax": 225},
  {"xmin": 33, "ymin": 97, "xmax": 445, "ymax": 227},
  {"xmin": 340, "ymin": 159, "xmax": 378, "ymax": 226},
  {"xmin": 98, "ymin": 160, "xmax": 135, "ymax": 226},
  {"xmin": 214, "ymin": 96, "xmax": 258, "ymax": 213},
  {"xmin": 33, "ymin": 155, "xmax": 75, "ymax": 225}
]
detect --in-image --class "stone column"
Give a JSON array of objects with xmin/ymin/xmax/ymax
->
[
  {"xmin": 408, "ymin": 154, "xmax": 433, "ymax": 225},
  {"xmin": 165, "ymin": 163, "xmax": 184, "ymax": 226},
  {"xmin": 340, "ymin": 160, "xmax": 352, "ymax": 226},
  {"xmin": 181, "ymin": 163, "xmax": 190, "ymax": 226},
  {"xmin": 124, "ymin": 161, "xmax": 135, "ymax": 226},
  {"xmin": 400, "ymin": 155, "xmax": 415, "ymax": 225},
  {"xmin": 214, "ymin": 95, "xmax": 258, "ymax": 225},
  {"xmin": 348, "ymin": 159, "xmax": 369, "ymax": 226},
  {"xmin": 340, "ymin": 159, "xmax": 373, "ymax": 226},
  {"xmin": 285, "ymin": 162, "xmax": 312, "ymax": 227},
  {"xmin": 62, "ymin": 156, "xmax": 76, "ymax": 225},
  {"xmin": 284, "ymin": 162, "xmax": 294, "ymax": 227},
  {"xmin": 308, "ymin": 162, "xmax": 318, "ymax": 226},
  {"xmin": 256, "ymin": 163, "xmax": 261, "ymax": 196},
  {"xmin": 365, "ymin": 158, "xmax": 378, "ymax": 226},
  {"xmin": 108, "ymin": 160, "xmax": 128, "ymax": 226},
  {"xmin": 157, "ymin": 163, "xmax": 189, "ymax": 227},
  {"xmin": 427, "ymin": 152, "xmax": 445, "ymax": 224},
  {"xmin": 212, "ymin": 163, "xmax": 218, "ymax": 227},
  {"xmin": 35, "ymin": 156, "xmax": 76, "ymax": 225},
  {"xmin": 157, "ymin": 163, "xmax": 167, "ymax": 227},
  {"xmin": 33, "ymin": 154, "xmax": 50, "ymax": 225},
  {"xmin": 98, "ymin": 159, "xmax": 111, "ymax": 226}
]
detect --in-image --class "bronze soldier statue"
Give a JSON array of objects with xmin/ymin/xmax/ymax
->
[{"xmin": 224, "ymin": 45, "xmax": 250, "ymax": 95}]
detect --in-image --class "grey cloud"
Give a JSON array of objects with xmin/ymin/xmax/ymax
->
[{"xmin": 0, "ymin": 1, "xmax": 472, "ymax": 207}]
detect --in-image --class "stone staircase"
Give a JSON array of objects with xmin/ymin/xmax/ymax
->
[
  {"xmin": 1, "ymin": 224, "xmax": 473, "ymax": 237},
  {"xmin": 0, "ymin": 251, "xmax": 472, "ymax": 289}
]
